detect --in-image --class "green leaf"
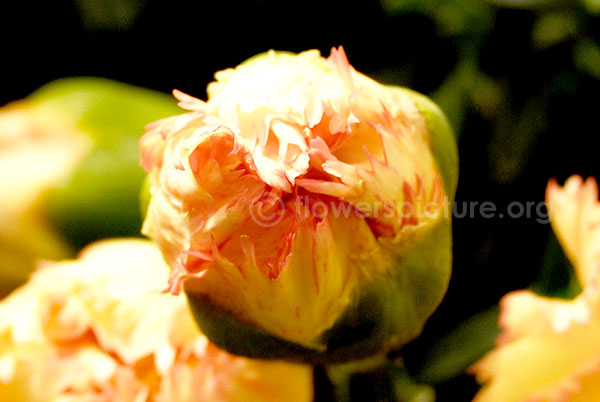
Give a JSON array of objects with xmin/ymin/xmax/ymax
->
[{"xmin": 413, "ymin": 306, "xmax": 500, "ymax": 384}]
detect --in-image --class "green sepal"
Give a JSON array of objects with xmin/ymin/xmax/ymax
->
[{"xmin": 316, "ymin": 216, "xmax": 452, "ymax": 359}]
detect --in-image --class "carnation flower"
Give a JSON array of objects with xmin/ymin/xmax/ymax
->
[
  {"xmin": 0, "ymin": 239, "xmax": 313, "ymax": 401},
  {"xmin": 472, "ymin": 176, "xmax": 600, "ymax": 402},
  {"xmin": 141, "ymin": 47, "xmax": 457, "ymax": 362}
]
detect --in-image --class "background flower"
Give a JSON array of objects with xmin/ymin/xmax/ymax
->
[
  {"xmin": 0, "ymin": 95, "xmax": 90, "ymax": 294},
  {"xmin": 0, "ymin": 239, "xmax": 313, "ymax": 402},
  {"xmin": 471, "ymin": 176, "xmax": 600, "ymax": 402},
  {"xmin": 0, "ymin": 78, "xmax": 179, "ymax": 295}
]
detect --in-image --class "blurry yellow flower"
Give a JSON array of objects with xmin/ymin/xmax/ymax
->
[
  {"xmin": 141, "ymin": 47, "xmax": 457, "ymax": 362},
  {"xmin": 0, "ymin": 239, "xmax": 313, "ymax": 402},
  {"xmin": 472, "ymin": 175, "xmax": 600, "ymax": 402},
  {"xmin": 0, "ymin": 78, "xmax": 180, "ymax": 295},
  {"xmin": 0, "ymin": 102, "xmax": 90, "ymax": 293}
]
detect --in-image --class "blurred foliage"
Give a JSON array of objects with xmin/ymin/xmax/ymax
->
[
  {"xmin": 323, "ymin": 357, "xmax": 435, "ymax": 402},
  {"xmin": 382, "ymin": 0, "xmax": 599, "ymax": 184},
  {"xmin": 378, "ymin": 0, "xmax": 600, "ymax": 399},
  {"xmin": 74, "ymin": 0, "xmax": 146, "ymax": 30},
  {"xmin": 410, "ymin": 307, "xmax": 500, "ymax": 386}
]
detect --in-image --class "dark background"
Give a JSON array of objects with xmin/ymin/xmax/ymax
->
[{"xmin": 4, "ymin": 0, "xmax": 600, "ymax": 400}]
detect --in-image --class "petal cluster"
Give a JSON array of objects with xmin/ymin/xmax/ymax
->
[
  {"xmin": 0, "ymin": 239, "xmax": 313, "ymax": 401},
  {"xmin": 472, "ymin": 176, "xmax": 600, "ymax": 402},
  {"xmin": 141, "ymin": 48, "xmax": 450, "ymax": 349}
]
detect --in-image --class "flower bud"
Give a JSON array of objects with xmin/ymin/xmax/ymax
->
[
  {"xmin": 141, "ymin": 48, "xmax": 458, "ymax": 363},
  {"xmin": 0, "ymin": 239, "xmax": 313, "ymax": 401}
]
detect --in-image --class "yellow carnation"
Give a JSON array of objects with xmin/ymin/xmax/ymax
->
[
  {"xmin": 0, "ymin": 239, "xmax": 313, "ymax": 401},
  {"xmin": 140, "ymin": 47, "xmax": 457, "ymax": 361},
  {"xmin": 472, "ymin": 176, "xmax": 600, "ymax": 402}
]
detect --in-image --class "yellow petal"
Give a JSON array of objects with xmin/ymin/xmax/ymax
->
[
  {"xmin": 473, "ymin": 176, "xmax": 600, "ymax": 402},
  {"xmin": 0, "ymin": 103, "xmax": 91, "ymax": 293},
  {"xmin": 547, "ymin": 176, "xmax": 600, "ymax": 289},
  {"xmin": 0, "ymin": 239, "xmax": 313, "ymax": 401}
]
